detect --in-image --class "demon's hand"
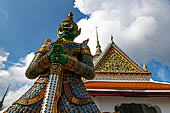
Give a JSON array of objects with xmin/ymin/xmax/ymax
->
[{"xmin": 48, "ymin": 44, "xmax": 68, "ymax": 65}]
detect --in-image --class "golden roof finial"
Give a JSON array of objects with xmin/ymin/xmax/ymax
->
[
  {"xmin": 111, "ymin": 35, "xmax": 115, "ymax": 44},
  {"xmin": 143, "ymin": 64, "xmax": 148, "ymax": 71}
]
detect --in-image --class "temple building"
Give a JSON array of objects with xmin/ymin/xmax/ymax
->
[
  {"xmin": 83, "ymin": 28, "xmax": 170, "ymax": 113},
  {"xmin": 1, "ymin": 27, "xmax": 170, "ymax": 113}
]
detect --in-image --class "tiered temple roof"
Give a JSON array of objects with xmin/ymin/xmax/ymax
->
[{"xmin": 84, "ymin": 36, "xmax": 170, "ymax": 97}]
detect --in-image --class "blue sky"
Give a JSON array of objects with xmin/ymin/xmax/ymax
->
[
  {"xmin": 0, "ymin": 0, "xmax": 86, "ymax": 63},
  {"xmin": 0, "ymin": 0, "xmax": 87, "ymax": 107},
  {"xmin": 0, "ymin": 0, "xmax": 170, "ymax": 108}
]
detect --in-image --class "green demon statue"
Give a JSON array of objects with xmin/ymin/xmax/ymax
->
[{"xmin": 4, "ymin": 11, "xmax": 101, "ymax": 113}]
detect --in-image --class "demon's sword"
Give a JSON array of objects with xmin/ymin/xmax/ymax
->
[{"xmin": 41, "ymin": 38, "xmax": 65, "ymax": 113}]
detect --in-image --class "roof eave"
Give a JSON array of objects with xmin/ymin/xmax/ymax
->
[{"xmin": 88, "ymin": 90, "xmax": 170, "ymax": 97}]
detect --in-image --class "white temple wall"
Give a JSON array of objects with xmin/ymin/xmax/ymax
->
[{"xmin": 92, "ymin": 96, "xmax": 170, "ymax": 113}]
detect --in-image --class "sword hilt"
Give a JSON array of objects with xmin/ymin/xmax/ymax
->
[{"xmin": 50, "ymin": 63, "xmax": 62, "ymax": 74}]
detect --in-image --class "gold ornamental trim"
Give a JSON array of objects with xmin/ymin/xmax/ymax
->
[
  {"xmin": 64, "ymin": 84, "xmax": 93, "ymax": 105},
  {"xmin": 15, "ymin": 85, "xmax": 46, "ymax": 105},
  {"xmin": 113, "ymin": 48, "xmax": 140, "ymax": 72},
  {"xmin": 96, "ymin": 48, "xmax": 141, "ymax": 72}
]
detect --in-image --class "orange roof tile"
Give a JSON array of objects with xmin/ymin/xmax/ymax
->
[{"xmin": 84, "ymin": 81, "xmax": 170, "ymax": 90}]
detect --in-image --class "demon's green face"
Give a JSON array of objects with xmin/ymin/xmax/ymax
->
[{"xmin": 57, "ymin": 21, "xmax": 79, "ymax": 41}]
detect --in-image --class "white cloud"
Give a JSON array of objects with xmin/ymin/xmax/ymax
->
[
  {"xmin": 157, "ymin": 68, "xmax": 166, "ymax": 81},
  {"xmin": 0, "ymin": 49, "xmax": 35, "ymax": 107},
  {"xmin": 74, "ymin": 0, "xmax": 170, "ymax": 67},
  {"xmin": 8, "ymin": 53, "xmax": 35, "ymax": 83},
  {"xmin": 3, "ymin": 85, "xmax": 31, "ymax": 108},
  {"xmin": 0, "ymin": 70, "xmax": 9, "ymax": 77},
  {"xmin": 126, "ymin": 16, "xmax": 157, "ymax": 42},
  {"xmin": 0, "ymin": 48, "xmax": 9, "ymax": 68}
]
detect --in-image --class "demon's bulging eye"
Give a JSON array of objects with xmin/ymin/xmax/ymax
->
[
  {"xmin": 58, "ymin": 29, "xmax": 62, "ymax": 34},
  {"xmin": 70, "ymin": 24, "xmax": 73, "ymax": 28}
]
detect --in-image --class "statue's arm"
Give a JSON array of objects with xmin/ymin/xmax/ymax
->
[
  {"xmin": 25, "ymin": 44, "xmax": 51, "ymax": 79},
  {"xmin": 64, "ymin": 45, "xmax": 95, "ymax": 80}
]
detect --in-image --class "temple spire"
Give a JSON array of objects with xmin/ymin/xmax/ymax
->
[
  {"xmin": 0, "ymin": 84, "xmax": 11, "ymax": 111},
  {"xmin": 93, "ymin": 27, "xmax": 102, "ymax": 61},
  {"xmin": 94, "ymin": 27, "xmax": 102, "ymax": 59}
]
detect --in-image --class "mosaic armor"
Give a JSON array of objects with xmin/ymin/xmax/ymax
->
[{"xmin": 4, "ymin": 39, "xmax": 100, "ymax": 113}]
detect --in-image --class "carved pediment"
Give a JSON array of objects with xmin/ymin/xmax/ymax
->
[{"xmin": 95, "ymin": 43, "xmax": 145, "ymax": 73}]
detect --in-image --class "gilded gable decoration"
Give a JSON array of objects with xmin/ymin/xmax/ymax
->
[{"xmin": 92, "ymin": 37, "xmax": 151, "ymax": 81}]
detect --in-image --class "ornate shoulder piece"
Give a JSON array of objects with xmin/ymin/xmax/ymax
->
[
  {"xmin": 80, "ymin": 39, "xmax": 91, "ymax": 55},
  {"xmin": 45, "ymin": 37, "xmax": 52, "ymax": 45},
  {"xmin": 81, "ymin": 38, "xmax": 89, "ymax": 45}
]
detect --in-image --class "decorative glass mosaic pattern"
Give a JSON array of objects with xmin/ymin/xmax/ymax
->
[
  {"xmin": 58, "ymin": 88, "xmax": 100, "ymax": 113},
  {"xmin": 70, "ymin": 83, "xmax": 90, "ymax": 99},
  {"xmin": 5, "ymin": 99, "xmax": 43, "ymax": 113},
  {"xmin": 21, "ymin": 83, "xmax": 46, "ymax": 99},
  {"xmin": 96, "ymin": 48, "xmax": 138, "ymax": 72}
]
